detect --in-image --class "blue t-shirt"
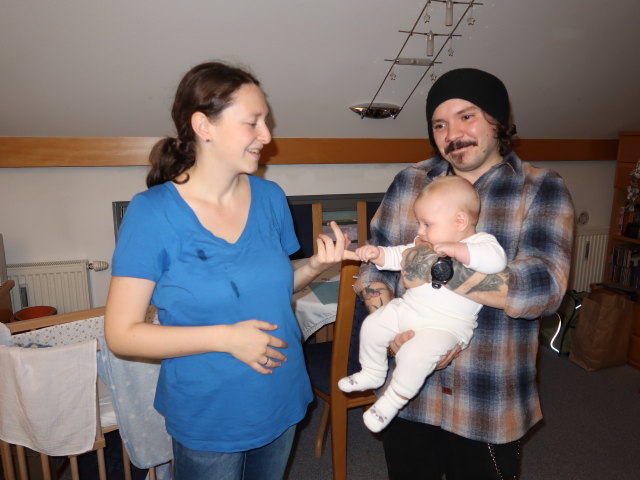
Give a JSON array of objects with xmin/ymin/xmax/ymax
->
[{"xmin": 112, "ymin": 175, "xmax": 312, "ymax": 452}]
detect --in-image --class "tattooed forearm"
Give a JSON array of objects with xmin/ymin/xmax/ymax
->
[
  {"xmin": 448, "ymin": 263, "xmax": 509, "ymax": 294},
  {"xmin": 402, "ymin": 244, "xmax": 438, "ymax": 282},
  {"xmin": 363, "ymin": 285, "xmax": 388, "ymax": 311},
  {"xmin": 467, "ymin": 271, "xmax": 508, "ymax": 294},
  {"xmin": 446, "ymin": 263, "xmax": 475, "ymax": 290}
]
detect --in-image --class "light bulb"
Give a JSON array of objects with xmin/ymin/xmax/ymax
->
[{"xmin": 446, "ymin": 0, "xmax": 453, "ymax": 26}]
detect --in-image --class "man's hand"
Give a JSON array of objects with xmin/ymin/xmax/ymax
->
[
  {"xmin": 388, "ymin": 330, "xmax": 415, "ymax": 356},
  {"xmin": 389, "ymin": 332, "xmax": 462, "ymax": 370},
  {"xmin": 435, "ymin": 344, "xmax": 462, "ymax": 370}
]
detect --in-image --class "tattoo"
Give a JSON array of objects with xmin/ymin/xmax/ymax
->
[
  {"xmin": 447, "ymin": 263, "xmax": 509, "ymax": 293},
  {"xmin": 363, "ymin": 285, "xmax": 386, "ymax": 311},
  {"xmin": 467, "ymin": 270, "xmax": 508, "ymax": 294},
  {"xmin": 402, "ymin": 244, "xmax": 438, "ymax": 282},
  {"xmin": 446, "ymin": 263, "xmax": 475, "ymax": 290}
]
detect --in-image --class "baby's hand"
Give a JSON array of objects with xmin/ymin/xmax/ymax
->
[
  {"xmin": 355, "ymin": 245, "xmax": 381, "ymax": 263},
  {"xmin": 433, "ymin": 242, "xmax": 470, "ymax": 266},
  {"xmin": 433, "ymin": 242, "xmax": 456, "ymax": 258}
]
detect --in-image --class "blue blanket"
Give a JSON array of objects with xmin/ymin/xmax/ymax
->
[{"xmin": 97, "ymin": 336, "xmax": 172, "ymax": 479}]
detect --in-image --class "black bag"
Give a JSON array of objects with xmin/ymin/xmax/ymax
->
[{"xmin": 539, "ymin": 289, "xmax": 587, "ymax": 354}]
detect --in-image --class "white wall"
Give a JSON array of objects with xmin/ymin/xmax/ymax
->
[{"xmin": 0, "ymin": 161, "xmax": 615, "ymax": 308}]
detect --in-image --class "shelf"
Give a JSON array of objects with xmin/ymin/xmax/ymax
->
[
  {"xmin": 610, "ymin": 234, "xmax": 640, "ymax": 245},
  {"xmin": 607, "ymin": 133, "xmax": 640, "ymax": 370}
]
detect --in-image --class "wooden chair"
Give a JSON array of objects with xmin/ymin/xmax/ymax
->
[
  {"xmin": 303, "ymin": 260, "xmax": 376, "ymax": 480},
  {"xmin": 0, "ymin": 280, "xmax": 14, "ymax": 323},
  {"xmin": 356, "ymin": 200, "xmax": 381, "ymax": 247},
  {"xmin": 288, "ymin": 202, "xmax": 323, "ymax": 259}
]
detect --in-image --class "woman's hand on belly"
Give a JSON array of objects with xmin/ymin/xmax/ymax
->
[{"xmin": 222, "ymin": 320, "xmax": 288, "ymax": 374}]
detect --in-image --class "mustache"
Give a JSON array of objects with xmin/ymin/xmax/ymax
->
[{"xmin": 445, "ymin": 140, "xmax": 477, "ymax": 155}]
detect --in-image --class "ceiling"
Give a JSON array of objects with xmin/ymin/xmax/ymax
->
[{"xmin": 1, "ymin": 0, "xmax": 639, "ymax": 140}]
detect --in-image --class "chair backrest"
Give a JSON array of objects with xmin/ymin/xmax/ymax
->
[
  {"xmin": 356, "ymin": 200, "xmax": 381, "ymax": 247},
  {"xmin": 329, "ymin": 260, "xmax": 362, "ymax": 388},
  {"xmin": 289, "ymin": 202, "xmax": 323, "ymax": 259},
  {"xmin": 0, "ymin": 279, "xmax": 15, "ymax": 323}
]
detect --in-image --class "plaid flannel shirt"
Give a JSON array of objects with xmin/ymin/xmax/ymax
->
[{"xmin": 359, "ymin": 153, "xmax": 574, "ymax": 443}]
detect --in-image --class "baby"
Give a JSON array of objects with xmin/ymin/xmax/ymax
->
[{"xmin": 339, "ymin": 176, "xmax": 507, "ymax": 432}]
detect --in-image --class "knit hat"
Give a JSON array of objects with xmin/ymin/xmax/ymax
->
[{"xmin": 426, "ymin": 68, "xmax": 510, "ymax": 146}]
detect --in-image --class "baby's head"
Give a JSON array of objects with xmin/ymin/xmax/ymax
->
[{"xmin": 414, "ymin": 176, "xmax": 480, "ymax": 245}]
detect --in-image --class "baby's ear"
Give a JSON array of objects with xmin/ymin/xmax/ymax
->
[{"xmin": 455, "ymin": 211, "xmax": 469, "ymax": 230}]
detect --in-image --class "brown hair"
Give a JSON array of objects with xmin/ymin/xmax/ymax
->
[{"xmin": 146, "ymin": 62, "xmax": 260, "ymax": 188}]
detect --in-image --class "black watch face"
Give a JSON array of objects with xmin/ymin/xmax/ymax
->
[{"xmin": 431, "ymin": 256, "xmax": 453, "ymax": 289}]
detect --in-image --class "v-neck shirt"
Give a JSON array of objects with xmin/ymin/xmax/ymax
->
[{"xmin": 112, "ymin": 175, "xmax": 312, "ymax": 452}]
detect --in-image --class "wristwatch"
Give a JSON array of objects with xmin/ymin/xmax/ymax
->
[{"xmin": 430, "ymin": 256, "xmax": 453, "ymax": 289}]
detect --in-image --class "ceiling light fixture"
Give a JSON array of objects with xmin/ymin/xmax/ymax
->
[
  {"xmin": 350, "ymin": 0, "xmax": 482, "ymax": 120},
  {"xmin": 349, "ymin": 103, "xmax": 401, "ymax": 119}
]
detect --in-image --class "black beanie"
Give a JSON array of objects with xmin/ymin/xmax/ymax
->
[{"xmin": 426, "ymin": 68, "xmax": 510, "ymax": 147}]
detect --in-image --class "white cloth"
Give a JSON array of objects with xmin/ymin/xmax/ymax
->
[
  {"xmin": 0, "ymin": 322, "xmax": 11, "ymax": 346},
  {"xmin": 0, "ymin": 340, "xmax": 97, "ymax": 456}
]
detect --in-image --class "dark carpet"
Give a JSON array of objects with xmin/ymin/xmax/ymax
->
[{"xmin": 286, "ymin": 347, "xmax": 640, "ymax": 479}]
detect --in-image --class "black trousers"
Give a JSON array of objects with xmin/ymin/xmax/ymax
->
[{"xmin": 382, "ymin": 417, "xmax": 521, "ymax": 480}]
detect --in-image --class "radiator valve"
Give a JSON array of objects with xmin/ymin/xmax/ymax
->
[{"xmin": 88, "ymin": 260, "xmax": 110, "ymax": 271}]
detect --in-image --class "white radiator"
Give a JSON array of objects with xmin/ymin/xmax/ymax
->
[
  {"xmin": 569, "ymin": 228, "xmax": 609, "ymax": 292},
  {"xmin": 7, "ymin": 260, "xmax": 94, "ymax": 314}
]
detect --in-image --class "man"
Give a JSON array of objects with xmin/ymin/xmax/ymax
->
[{"xmin": 355, "ymin": 68, "xmax": 574, "ymax": 479}]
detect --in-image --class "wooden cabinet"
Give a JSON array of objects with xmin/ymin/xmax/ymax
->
[
  {"xmin": 605, "ymin": 132, "xmax": 640, "ymax": 369},
  {"xmin": 629, "ymin": 303, "xmax": 640, "ymax": 369}
]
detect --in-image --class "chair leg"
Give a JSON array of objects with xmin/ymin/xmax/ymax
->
[
  {"xmin": 330, "ymin": 403, "xmax": 348, "ymax": 480},
  {"xmin": 314, "ymin": 401, "xmax": 330, "ymax": 458}
]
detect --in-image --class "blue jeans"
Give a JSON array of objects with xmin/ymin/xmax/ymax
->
[{"xmin": 172, "ymin": 425, "xmax": 296, "ymax": 480}]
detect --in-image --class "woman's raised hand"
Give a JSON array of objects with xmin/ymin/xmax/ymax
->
[
  {"xmin": 309, "ymin": 221, "xmax": 359, "ymax": 269},
  {"xmin": 225, "ymin": 319, "xmax": 288, "ymax": 374}
]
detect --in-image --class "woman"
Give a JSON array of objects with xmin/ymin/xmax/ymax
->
[{"xmin": 105, "ymin": 61, "xmax": 351, "ymax": 479}]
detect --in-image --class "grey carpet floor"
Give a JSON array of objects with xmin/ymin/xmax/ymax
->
[{"xmin": 286, "ymin": 347, "xmax": 640, "ymax": 479}]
